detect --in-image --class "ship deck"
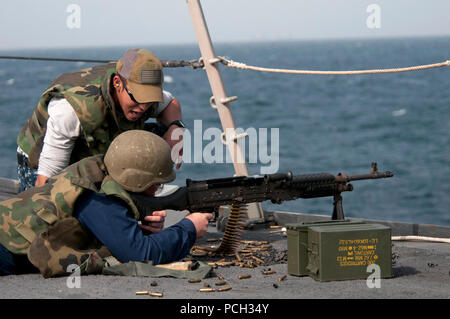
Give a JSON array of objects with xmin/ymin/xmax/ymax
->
[{"xmin": 0, "ymin": 178, "xmax": 449, "ymax": 300}]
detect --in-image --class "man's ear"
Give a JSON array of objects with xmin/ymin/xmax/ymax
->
[{"xmin": 113, "ymin": 75, "xmax": 122, "ymax": 89}]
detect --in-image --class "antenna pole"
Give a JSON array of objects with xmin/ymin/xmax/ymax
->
[{"xmin": 186, "ymin": 0, "xmax": 265, "ymax": 222}]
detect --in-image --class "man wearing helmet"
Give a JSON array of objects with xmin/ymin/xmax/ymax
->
[{"xmin": 0, "ymin": 130, "xmax": 212, "ymax": 277}]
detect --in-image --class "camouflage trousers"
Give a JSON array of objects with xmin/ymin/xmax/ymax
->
[{"xmin": 17, "ymin": 152, "xmax": 37, "ymax": 193}]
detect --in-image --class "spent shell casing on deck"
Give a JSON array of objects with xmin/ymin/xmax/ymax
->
[
  {"xmin": 149, "ymin": 292, "xmax": 164, "ymax": 297},
  {"xmin": 135, "ymin": 291, "xmax": 149, "ymax": 295},
  {"xmin": 251, "ymin": 256, "xmax": 264, "ymax": 264},
  {"xmin": 218, "ymin": 286, "xmax": 232, "ymax": 292},
  {"xmin": 238, "ymin": 274, "xmax": 251, "ymax": 279},
  {"xmin": 188, "ymin": 278, "xmax": 202, "ymax": 283},
  {"xmin": 215, "ymin": 280, "xmax": 227, "ymax": 286},
  {"xmin": 216, "ymin": 274, "xmax": 225, "ymax": 280},
  {"xmin": 200, "ymin": 288, "xmax": 215, "ymax": 292}
]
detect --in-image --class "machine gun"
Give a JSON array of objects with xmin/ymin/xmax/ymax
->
[{"xmin": 131, "ymin": 162, "xmax": 393, "ymax": 221}]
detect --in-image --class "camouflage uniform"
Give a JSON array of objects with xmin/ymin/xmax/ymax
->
[
  {"xmin": 0, "ymin": 155, "xmax": 140, "ymax": 278},
  {"xmin": 17, "ymin": 63, "xmax": 160, "ymax": 171}
]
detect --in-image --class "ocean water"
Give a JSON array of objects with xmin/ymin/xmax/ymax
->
[{"xmin": 0, "ymin": 37, "xmax": 449, "ymax": 226}]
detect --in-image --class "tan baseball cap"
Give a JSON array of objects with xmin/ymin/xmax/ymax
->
[{"xmin": 116, "ymin": 49, "xmax": 164, "ymax": 103}]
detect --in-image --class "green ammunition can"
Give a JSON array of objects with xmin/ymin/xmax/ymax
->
[
  {"xmin": 287, "ymin": 220, "xmax": 365, "ymax": 277},
  {"xmin": 307, "ymin": 223, "xmax": 392, "ymax": 282}
]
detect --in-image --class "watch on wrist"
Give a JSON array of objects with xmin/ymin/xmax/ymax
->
[{"xmin": 167, "ymin": 120, "xmax": 186, "ymax": 129}]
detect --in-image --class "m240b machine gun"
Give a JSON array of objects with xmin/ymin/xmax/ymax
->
[{"xmin": 131, "ymin": 162, "xmax": 393, "ymax": 221}]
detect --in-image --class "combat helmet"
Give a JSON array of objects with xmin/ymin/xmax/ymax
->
[{"xmin": 104, "ymin": 130, "xmax": 175, "ymax": 192}]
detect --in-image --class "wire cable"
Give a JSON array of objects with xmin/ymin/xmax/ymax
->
[
  {"xmin": 0, "ymin": 55, "xmax": 204, "ymax": 68},
  {"xmin": 219, "ymin": 56, "xmax": 450, "ymax": 75}
]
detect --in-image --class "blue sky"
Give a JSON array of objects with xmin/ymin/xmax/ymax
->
[{"xmin": 1, "ymin": 0, "xmax": 449, "ymax": 50}]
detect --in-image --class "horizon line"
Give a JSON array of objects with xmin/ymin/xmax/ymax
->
[{"xmin": 1, "ymin": 34, "xmax": 449, "ymax": 52}]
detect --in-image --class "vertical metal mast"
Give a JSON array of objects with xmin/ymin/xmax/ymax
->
[{"xmin": 186, "ymin": 0, "xmax": 264, "ymax": 222}]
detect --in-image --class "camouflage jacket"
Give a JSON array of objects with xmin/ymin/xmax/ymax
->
[
  {"xmin": 0, "ymin": 155, "xmax": 140, "ymax": 277},
  {"xmin": 17, "ymin": 63, "xmax": 160, "ymax": 169}
]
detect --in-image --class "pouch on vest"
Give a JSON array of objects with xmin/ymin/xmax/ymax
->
[{"xmin": 27, "ymin": 217, "xmax": 112, "ymax": 278}]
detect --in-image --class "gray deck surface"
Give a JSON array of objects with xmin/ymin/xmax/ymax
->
[
  {"xmin": 1, "ymin": 178, "xmax": 449, "ymax": 299},
  {"xmin": 1, "ymin": 209, "xmax": 449, "ymax": 299}
]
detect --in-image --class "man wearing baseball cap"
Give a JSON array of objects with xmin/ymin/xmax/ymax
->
[{"xmin": 17, "ymin": 49, "xmax": 186, "ymax": 191}]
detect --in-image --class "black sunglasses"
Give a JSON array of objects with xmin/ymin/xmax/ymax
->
[{"xmin": 124, "ymin": 85, "xmax": 139, "ymax": 104}]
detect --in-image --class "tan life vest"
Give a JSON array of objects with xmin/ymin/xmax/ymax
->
[{"xmin": 16, "ymin": 63, "xmax": 159, "ymax": 169}]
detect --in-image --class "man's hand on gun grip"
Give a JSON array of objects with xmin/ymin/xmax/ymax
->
[{"xmin": 185, "ymin": 213, "xmax": 213, "ymax": 239}]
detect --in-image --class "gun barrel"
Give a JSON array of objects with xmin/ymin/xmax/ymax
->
[{"xmin": 337, "ymin": 171, "xmax": 394, "ymax": 183}]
